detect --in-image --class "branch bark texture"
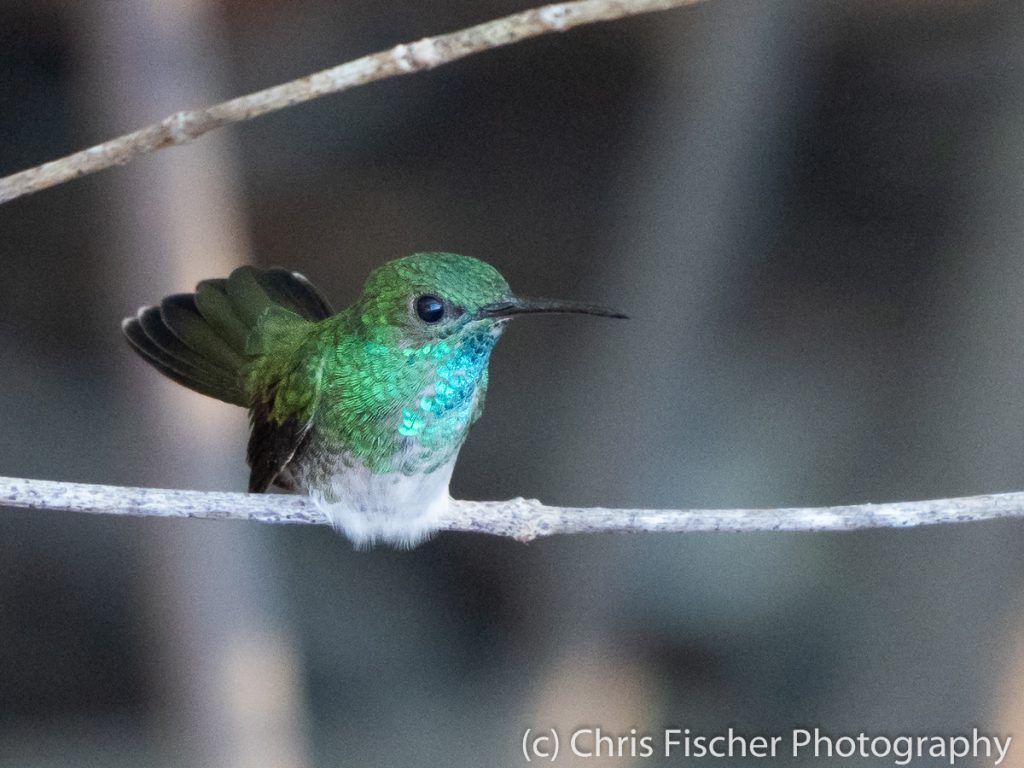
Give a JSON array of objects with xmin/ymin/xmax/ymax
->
[
  {"xmin": 3, "ymin": 476, "xmax": 1023, "ymax": 542},
  {"xmin": 0, "ymin": 0, "xmax": 705, "ymax": 205}
]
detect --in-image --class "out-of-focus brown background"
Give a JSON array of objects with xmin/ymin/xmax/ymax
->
[{"xmin": 2, "ymin": 1, "xmax": 1024, "ymax": 766}]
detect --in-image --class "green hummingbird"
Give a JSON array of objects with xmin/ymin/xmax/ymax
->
[{"xmin": 123, "ymin": 252, "xmax": 625, "ymax": 547}]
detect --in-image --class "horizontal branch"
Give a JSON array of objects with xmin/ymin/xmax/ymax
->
[
  {"xmin": 3, "ymin": 476, "xmax": 1023, "ymax": 542},
  {"xmin": 0, "ymin": 0, "xmax": 705, "ymax": 205}
]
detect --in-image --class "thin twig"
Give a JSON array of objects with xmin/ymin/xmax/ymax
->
[
  {"xmin": 3, "ymin": 476, "xmax": 1022, "ymax": 542},
  {"xmin": 0, "ymin": 0, "xmax": 705, "ymax": 205}
]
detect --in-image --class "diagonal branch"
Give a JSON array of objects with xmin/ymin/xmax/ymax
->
[
  {"xmin": 0, "ymin": 0, "xmax": 706, "ymax": 205},
  {"xmin": 3, "ymin": 475, "xmax": 1023, "ymax": 542}
]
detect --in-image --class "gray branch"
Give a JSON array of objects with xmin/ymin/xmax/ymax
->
[
  {"xmin": 3, "ymin": 476, "xmax": 1023, "ymax": 542},
  {"xmin": 0, "ymin": 0, "xmax": 706, "ymax": 205}
]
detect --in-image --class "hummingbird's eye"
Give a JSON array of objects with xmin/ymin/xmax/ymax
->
[{"xmin": 415, "ymin": 294, "xmax": 445, "ymax": 323}]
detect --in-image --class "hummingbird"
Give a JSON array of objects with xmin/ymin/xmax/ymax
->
[{"xmin": 122, "ymin": 252, "xmax": 625, "ymax": 547}]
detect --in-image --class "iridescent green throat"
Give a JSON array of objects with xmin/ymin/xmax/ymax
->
[{"xmin": 304, "ymin": 315, "xmax": 502, "ymax": 475}]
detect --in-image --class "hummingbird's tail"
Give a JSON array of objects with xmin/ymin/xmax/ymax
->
[{"xmin": 121, "ymin": 266, "xmax": 333, "ymax": 406}]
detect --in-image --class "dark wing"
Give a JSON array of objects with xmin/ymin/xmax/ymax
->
[
  {"xmin": 124, "ymin": 265, "xmax": 334, "ymax": 492},
  {"xmin": 239, "ymin": 269, "xmax": 333, "ymax": 492},
  {"xmin": 123, "ymin": 266, "xmax": 333, "ymax": 407},
  {"xmin": 122, "ymin": 296, "xmax": 248, "ymax": 406},
  {"xmin": 247, "ymin": 396, "xmax": 316, "ymax": 492},
  {"xmin": 252, "ymin": 269, "xmax": 335, "ymax": 321}
]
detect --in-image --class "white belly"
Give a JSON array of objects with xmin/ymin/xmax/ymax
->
[{"xmin": 308, "ymin": 456, "xmax": 456, "ymax": 548}]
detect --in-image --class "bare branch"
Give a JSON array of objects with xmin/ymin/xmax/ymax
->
[
  {"xmin": 3, "ymin": 476, "xmax": 1023, "ymax": 542},
  {"xmin": 0, "ymin": 0, "xmax": 706, "ymax": 205}
]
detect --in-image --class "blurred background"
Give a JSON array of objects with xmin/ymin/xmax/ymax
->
[{"xmin": 2, "ymin": 0, "xmax": 1024, "ymax": 765}]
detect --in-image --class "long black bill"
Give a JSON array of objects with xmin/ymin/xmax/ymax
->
[{"xmin": 478, "ymin": 296, "xmax": 628, "ymax": 320}]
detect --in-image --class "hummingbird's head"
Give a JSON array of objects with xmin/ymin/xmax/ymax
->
[{"xmin": 356, "ymin": 252, "xmax": 626, "ymax": 345}]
